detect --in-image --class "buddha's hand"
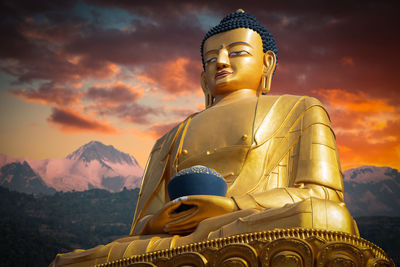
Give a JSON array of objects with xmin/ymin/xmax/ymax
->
[
  {"xmin": 165, "ymin": 195, "xmax": 238, "ymax": 234},
  {"xmin": 144, "ymin": 195, "xmax": 238, "ymax": 235}
]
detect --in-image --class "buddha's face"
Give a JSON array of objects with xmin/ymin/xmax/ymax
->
[{"xmin": 203, "ymin": 28, "xmax": 265, "ymax": 96}]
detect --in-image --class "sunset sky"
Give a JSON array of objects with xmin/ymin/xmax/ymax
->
[{"xmin": 0, "ymin": 0, "xmax": 399, "ymax": 170}]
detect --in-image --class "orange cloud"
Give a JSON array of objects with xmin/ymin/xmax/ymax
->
[
  {"xmin": 196, "ymin": 103, "xmax": 205, "ymax": 110},
  {"xmin": 167, "ymin": 106, "xmax": 196, "ymax": 117},
  {"xmin": 337, "ymin": 131, "xmax": 400, "ymax": 170},
  {"xmin": 137, "ymin": 57, "xmax": 202, "ymax": 95},
  {"xmin": 341, "ymin": 56, "xmax": 354, "ymax": 66},
  {"xmin": 315, "ymin": 88, "xmax": 394, "ymax": 113},
  {"xmin": 163, "ymin": 58, "xmax": 195, "ymax": 92},
  {"xmin": 75, "ymin": 59, "xmax": 120, "ymax": 81},
  {"xmin": 146, "ymin": 122, "xmax": 179, "ymax": 139},
  {"xmin": 314, "ymin": 89, "xmax": 400, "ymax": 170},
  {"xmin": 47, "ymin": 107, "xmax": 117, "ymax": 134}
]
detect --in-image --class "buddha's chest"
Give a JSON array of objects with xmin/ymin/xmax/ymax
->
[{"xmin": 176, "ymin": 98, "xmax": 257, "ymax": 177}]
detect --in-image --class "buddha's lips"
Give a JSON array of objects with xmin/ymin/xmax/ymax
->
[{"xmin": 215, "ymin": 70, "xmax": 232, "ymax": 79}]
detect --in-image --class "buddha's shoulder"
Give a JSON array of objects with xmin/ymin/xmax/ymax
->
[
  {"xmin": 254, "ymin": 95, "xmax": 330, "ymax": 143},
  {"xmin": 255, "ymin": 94, "xmax": 326, "ymax": 123},
  {"xmin": 258, "ymin": 94, "xmax": 324, "ymax": 107}
]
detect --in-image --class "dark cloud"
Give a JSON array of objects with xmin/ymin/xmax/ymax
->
[
  {"xmin": 0, "ymin": 2, "xmax": 118, "ymax": 84},
  {"xmin": 47, "ymin": 107, "xmax": 117, "ymax": 133},
  {"xmin": 83, "ymin": 82, "xmax": 159, "ymax": 124},
  {"xmin": 84, "ymin": 82, "xmax": 142, "ymax": 103},
  {"xmin": 86, "ymin": 102, "xmax": 162, "ymax": 125},
  {"xmin": 2, "ymin": 0, "xmax": 398, "ymax": 101},
  {"xmin": 9, "ymin": 82, "xmax": 82, "ymax": 105},
  {"xmin": 63, "ymin": 19, "xmax": 203, "ymax": 67},
  {"xmin": 106, "ymin": 103, "xmax": 161, "ymax": 124},
  {"xmin": 259, "ymin": 1, "xmax": 400, "ymax": 101},
  {"xmin": 0, "ymin": 29, "xmax": 118, "ymax": 84},
  {"xmin": 1, "ymin": 0, "xmax": 78, "ymax": 18}
]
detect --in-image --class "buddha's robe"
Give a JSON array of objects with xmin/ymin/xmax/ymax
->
[{"xmin": 52, "ymin": 95, "xmax": 358, "ymax": 267}]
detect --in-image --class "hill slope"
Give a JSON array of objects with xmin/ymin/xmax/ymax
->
[{"xmin": 0, "ymin": 187, "xmax": 139, "ymax": 266}]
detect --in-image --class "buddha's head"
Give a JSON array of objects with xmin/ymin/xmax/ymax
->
[{"xmin": 201, "ymin": 10, "xmax": 278, "ymax": 107}]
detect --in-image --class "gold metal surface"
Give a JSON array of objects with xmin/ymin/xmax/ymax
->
[{"xmin": 50, "ymin": 10, "xmax": 393, "ymax": 267}]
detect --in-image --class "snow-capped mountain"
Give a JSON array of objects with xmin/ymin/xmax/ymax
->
[
  {"xmin": 66, "ymin": 141, "xmax": 140, "ymax": 166},
  {"xmin": 343, "ymin": 166, "xmax": 400, "ymax": 216},
  {"xmin": 0, "ymin": 141, "xmax": 143, "ymax": 193}
]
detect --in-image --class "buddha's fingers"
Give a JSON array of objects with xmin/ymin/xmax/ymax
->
[
  {"xmin": 162, "ymin": 198, "xmax": 189, "ymax": 216},
  {"xmin": 164, "ymin": 221, "xmax": 198, "ymax": 234},
  {"xmin": 168, "ymin": 205, "xmax": 198, "ymax": 219},
  {"xmin": 165, "ymin": 209, "xmax": 200, "ymax": 229},
  {"xmin": 179, "ymin": 195, "xmax": 223, "ymax": 204},
  {"xmin": 180, "ymin": 195, "xmax": 237, "ymax": 214}
]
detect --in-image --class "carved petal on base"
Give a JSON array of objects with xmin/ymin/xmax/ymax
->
[
  {"xmin": 215, "ymin": 244, "xmax": 258, "ymax": 267},
  {"xmin": 127, "ymin": 263, "xmax": 156, "ymax": 267},
  {"xmin": 168, "ymin": 252, "xmax": 208, "ymax": 267},
  {"xmin": 97, "ymin": 228, "xmax": 394, "ymax": 267},
  {"xmin": 260, "ymin": 238, "xmax": 312, "ymax": 267},
  {"xmin": 146, "ymin": 252, "xmax": 208, "ymax": 267},
  {"xmin": 368, "ymin": 258, "xmax": 395, "ymax": 267},
  {"xmin": 317, "ymin": 242, "xmax": 364, "ymax": 267},
  {"xmin": 221, "ymin": 257, "xmax": 249, "ymax": 267}
]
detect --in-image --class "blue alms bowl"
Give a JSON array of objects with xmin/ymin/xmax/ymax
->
[{"xmin": 168, "ymin": 165, "xmax": 227, "ymax": 201}]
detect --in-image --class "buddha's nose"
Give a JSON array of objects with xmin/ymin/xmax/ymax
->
[{"xmin": 216, "ymin": 48, "xmax": 230, "ymax": 70}]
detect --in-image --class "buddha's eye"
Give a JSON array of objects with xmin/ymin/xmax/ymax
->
[
  {"xmin": 205, "ymin": 57, "xmax": 217, "ymax": 66},
  {"xmin": 229, "ymin": 50, "xmax": 250, "ymax": 56}
]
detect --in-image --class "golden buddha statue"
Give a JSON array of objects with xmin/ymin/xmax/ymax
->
[{"xmin": 52, "ymin": 10, "xmax": 394, "ymax": 267}]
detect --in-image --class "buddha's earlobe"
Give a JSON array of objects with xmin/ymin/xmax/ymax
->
[
  {"xmin": 260, "ymin": 75, "xmax": 268, "ymax": 94},
  {"xmin": 260, "ymin": 51, "xmax": 277, "ymax": 95},
  {"xmin": 201, "ymin": 71, "xmax": 213, "ymax": 108}
]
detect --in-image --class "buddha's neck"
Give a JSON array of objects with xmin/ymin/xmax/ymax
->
[{"xmin": 213, "ymin": 89, "xmax": 257, "ymax": 106}]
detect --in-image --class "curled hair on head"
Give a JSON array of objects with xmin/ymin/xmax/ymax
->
[{"xmin": 201, "ymin": 10, "xmax": 278, "ymax": 70}]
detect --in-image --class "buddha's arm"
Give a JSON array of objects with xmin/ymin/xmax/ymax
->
[
  {"xmin": 130, "ymin": 121, "xmax": 187, "ymax": 235},
  {"xmin": 131, "ymin": 116, "xmax": 203, "ymax": 235},
  {"xmin": 233, "ymin": 99, "xmax": 344, "ymax": 211},
  {"xmin": 233, "ymin": 184, "xmax": 343, "ymax": 211}
]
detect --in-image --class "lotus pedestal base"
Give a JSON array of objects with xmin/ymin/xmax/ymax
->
[{"xmin": 97, "ymin": 228, "xmax": 394, "ymax": 267}]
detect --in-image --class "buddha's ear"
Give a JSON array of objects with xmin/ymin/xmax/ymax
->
[
  {"xmin": 260, "ymin": 51, "xmax": 277, "ymax": 94},
  {"xmin": 201, "ymin": 71, "xmax": 213, "ymax": 108}
]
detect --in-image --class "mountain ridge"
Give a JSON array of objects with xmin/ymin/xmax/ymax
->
[
  {"xmin": 0, "ymin": 141, "xmax": 143, "ymax": 193},
  {"xmin": 343, "ymin": 166, "xmax": 400, "ymax": 216},
  {"xmin": 1, "ymin": 145, "xmax": 399, "ymax": 217}
]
